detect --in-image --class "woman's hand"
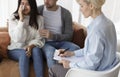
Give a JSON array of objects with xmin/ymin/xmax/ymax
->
[
  {"xmin": 18, "ymin": 5, "xmax": 24, "ymax": 21},
  {"xmin": 25, "ymin": 44, "xmax": 35, "ymax": 57},
  {"xmin": 25, "ymin": 46, "xmax": 31, "ymax": 57}
]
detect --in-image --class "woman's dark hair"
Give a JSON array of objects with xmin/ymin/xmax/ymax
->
[{"xmin": 14, "ymin": 0, "xmax": 39, "ymax": 29}]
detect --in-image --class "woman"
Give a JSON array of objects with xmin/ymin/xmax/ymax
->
[
  {"xmin": 7, "ymin": 0, "xmax": 45, "ymax": 77},
  {"xmin": 48, "ymin": 0, "xmax": 119, "ymax": 77}
]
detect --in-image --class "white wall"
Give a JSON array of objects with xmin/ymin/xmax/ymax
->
[
  {"xmin": 0, "ymin": 0, "xmax": 17, "ymax": 27},
  {"xmin": 57, "ymin": 0, "xmax": 80, "ymax": 22},
  {"xmin": 57, "ymin": 0, "xmax": 73, "ymax": 12},
  {"xmin": 72, "ymin": 0, "xmax": 80, "ymax": 22},
  {"xmin": 102, "ymin": 0, "xmax": 120, "ymax": 23},
  {"xmin": 1, "ymin": 0, "xmax": 120, "ymax": 27},
  {"xmin": 0, "ymin": 0, "xmax": 9, "ymax": 27},
  {"xmin": 8, "ymin": 0, "xmax": 17, "ymax": 17},
  {"xmin": 0, "ymin": 0, "xmax": 79, "ymax": 27},
  {"xmin": 36, "ymin": 0, "xmax": 44, "ymax": 6}
]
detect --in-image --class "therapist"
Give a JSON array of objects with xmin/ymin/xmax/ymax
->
[{"xmin": 48, "ymin": 0, "xmax": 119, "ymax": 77}]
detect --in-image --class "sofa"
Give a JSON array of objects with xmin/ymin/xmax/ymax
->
[{"xmin": 0, "ymin": 22, "xmax": 86, "ymax": 77}]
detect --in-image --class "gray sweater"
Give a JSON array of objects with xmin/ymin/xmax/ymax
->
[{"xmin": 38, "ymin": 5, "xmax": 73, "ymax": 41}]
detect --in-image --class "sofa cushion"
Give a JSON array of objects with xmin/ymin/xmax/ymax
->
[
  {"xmin": 0, "ymin": 59, "xmax": 35, "ymax": 77},
  {"xmin": 0, "ymin": 32, "xmax": 10, "ymax": 58}
]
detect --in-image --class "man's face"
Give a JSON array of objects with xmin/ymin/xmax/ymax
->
[{"xmin": 44, "ymin": 0, "xmax": 57, "ymax": 8}]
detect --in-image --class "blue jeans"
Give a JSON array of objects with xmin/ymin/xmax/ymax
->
[
  {"xmin": 42, "ymin": 41, "xmax": 80, "ymax": 68},
  {"xmin": 8, "ymin": 47, "xmax": 43, "ymax": 77}
]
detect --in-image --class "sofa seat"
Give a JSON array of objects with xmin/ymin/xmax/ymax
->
[
  {"xmin": 0, "ymin": 58, "xmax": 48, "ymax": 77},
  {"xmin": 0, "ymin": 58, "xmax": 35, "ymax": 77},
  {"xmin": 0, "ymin": 22, "xmax": 86, "ymax": 77}
]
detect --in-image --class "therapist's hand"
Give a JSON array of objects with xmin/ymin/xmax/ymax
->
[
  {"xmin": 61, "ymin": 60, "xmax": 70, "ymax": 68},
  {"xmin": 58, "ymin": 50, "xmax": 75, "ymax": 57}
]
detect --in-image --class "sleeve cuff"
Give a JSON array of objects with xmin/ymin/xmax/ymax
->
[
  {"xmin": 69, "ymin": 62, "xmax": 76, "ymax": 68},
  {"xmin": 74, "ymin": 48, "xmax": 84, "ymax": 57},
  {"xmin": 74, "ymin": 49, "xmax": 82, "ymax": 56}
]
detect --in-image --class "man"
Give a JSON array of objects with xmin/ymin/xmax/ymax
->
[{"xmin": 38, "ymin": 0, "xmax": 80, "ymax": 68}]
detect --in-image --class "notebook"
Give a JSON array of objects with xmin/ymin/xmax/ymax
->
[{"xmin": 53, "ymin": 49, "xmax": 81, "ymax": 62}]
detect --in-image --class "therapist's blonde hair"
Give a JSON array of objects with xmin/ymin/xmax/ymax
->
[{"xmin": 76, "ymin": 0, "xmax": 105, "ymax": 9}]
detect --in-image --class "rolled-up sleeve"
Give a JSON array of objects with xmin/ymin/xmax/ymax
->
[{"xmin": 74, "ymin": 48, "xmax": 84, "ymax": 57}]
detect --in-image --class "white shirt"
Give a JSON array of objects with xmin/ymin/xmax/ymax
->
[
  {"xmin": 8, "ymin": 14, "xmax": 45, "ymax": 50},
  {"xmin": 70, "ymin": 14, "xmax": 119, "ymax": 71}
]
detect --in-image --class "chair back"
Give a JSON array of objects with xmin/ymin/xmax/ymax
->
[{"xmin": 65, "ymin": 52, "xmax": 120, "ymax": 77}]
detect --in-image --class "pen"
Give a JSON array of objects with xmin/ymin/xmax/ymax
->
[{"xmin": 58, "ymin": 48, "xmax": 69, "ymax": 56}]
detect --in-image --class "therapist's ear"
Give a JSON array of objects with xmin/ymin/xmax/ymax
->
[{"xmin": 90, "ymin": 3, "xmax": 94, "ymax": 10}]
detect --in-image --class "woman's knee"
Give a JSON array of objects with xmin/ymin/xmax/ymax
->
[
  {"xmin": 21, "ymin": 50, "xmax": 28, "ymax": 57},
  {"xmin": 18, "ymin": 50, "xmax": 29, "ymax": 61},
  {"xmin": 32, "ymin": 47, "xmax": 42, "ymax": 56},
  {"xmin": 8, "ymin": 49, "xmax": 28, "ymax": 61}
]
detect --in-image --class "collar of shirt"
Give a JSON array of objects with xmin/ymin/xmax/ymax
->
[{"xmin": 87, "ymin": 13, "xmax": 104, "ymax": 33}]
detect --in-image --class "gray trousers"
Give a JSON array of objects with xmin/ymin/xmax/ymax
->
[{"xmin": 49, "ymin": 64, "xmax": 69, "ymax": 77}]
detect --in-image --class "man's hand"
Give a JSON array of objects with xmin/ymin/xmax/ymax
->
[{"xmin": 39, "ymin": 29, "xmax": 53, "ymax": 39}]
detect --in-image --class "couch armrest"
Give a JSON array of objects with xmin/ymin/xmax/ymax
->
[
  {"xmin": 0, "ymin": 32, "xmax": 10, "ymax": 58},
  {"xmin": 72, "ymin": 22, "xmax": 86, "ymax": 48},
  {"xmin": 0, "ymin": 27, "xmax": 8, "ymax": 32},
  {"xmin": 72, "ymin": 28, "xmax": 86, "ymax": 48}
]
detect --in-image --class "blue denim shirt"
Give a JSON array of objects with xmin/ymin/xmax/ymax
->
[{"xmin": 70, "ymin": 13, "xmax": 119, "ymax": 71}]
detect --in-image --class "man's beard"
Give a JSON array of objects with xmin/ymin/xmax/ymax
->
[{"xmin": 46, "ymin": 4, "xmax": 54, "ymax": 9}]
